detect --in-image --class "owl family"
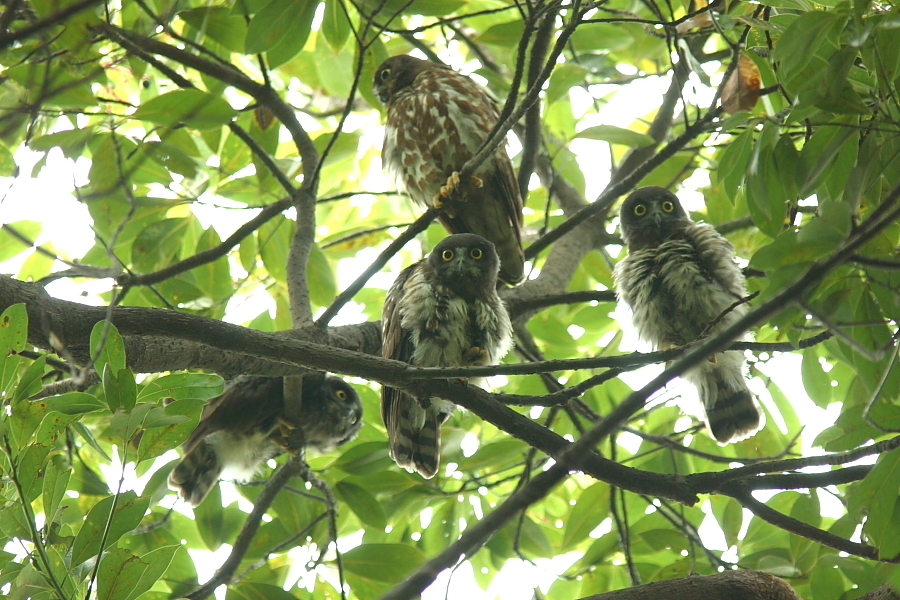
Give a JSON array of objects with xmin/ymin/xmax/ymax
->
[
  {"xmin": 374, "ymin": 55, "xmax": 525, "ymax": 284},
  {"xmin": 613, "ymin": 186, "xmax": 763, "ymax": 443},
  {"xmin": 168, "ymin": 374, "xmax": 362, "ymax": 506},
  {"xmin": 381, "ymin": 233, "xmax": 513, "ymax": 478}
]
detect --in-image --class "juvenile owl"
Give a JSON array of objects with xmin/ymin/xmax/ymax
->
[
  {"xmin": 374, "ymin": 55, "xmax": 525, "ymax": 284},
  {"xmin": 382, "ymin": 233, "xmax": 513, "ymax": 478},
  {"xmin": 168, "ymin": 374, "xmax": 362, "ymax": 506},
  {"xmin": 613, "ymin": 186, "xmax": 762, "ymax": 443}
]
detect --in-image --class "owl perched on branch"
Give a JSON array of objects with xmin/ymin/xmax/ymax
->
[
  {"xmin": 168, "ymin": 374, "xmax": 362, "ymax": 506},
  {"xmin": 382, "ymin": 234, "xmax": 513, "ymax": 478},
  {"xmin": 613, "ymin": 187, "xmax": 763, "ymax": 443},
  {"xmin": 374, "ymin": 54, "xmax": 525, "ymax": 285}
]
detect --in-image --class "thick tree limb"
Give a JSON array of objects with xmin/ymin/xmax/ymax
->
[{"xmin": 577, "ymin": 570, "xmax": 801, "ymax": 600}]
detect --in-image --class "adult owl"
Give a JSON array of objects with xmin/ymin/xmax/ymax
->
[
  {"xmin": 168, "ymin": 374, "xmax": 362, "ymax": 506},
  {"xmin": 613, "ymin": 186, "xmax": 762, "ymax": 443},
  {"xmin": 382, "ymin": 233, "xmax": 513, "ymax": 478},
  {"xmin": 373, "ymin": 54, "xmax": 525, "ymax": 285}
]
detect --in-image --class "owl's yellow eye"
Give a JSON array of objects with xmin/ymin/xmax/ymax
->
[
  {"xmin": 661, "ymin": 201, "xmax": 674, "ymax": 213},
  {"xmin": 470, "ymin": 248, "xmax": 483, "ymax": 259},
  {"xmin": 634, "ymin": 204, "xmax": 647, "ymax": 216},
  {"xmin": 380, "ymin": 68, "xmax": 392, "ymax": 81},
  {"xmin": 442, "ymin": 249, "xmax": 454, "ymax": 261},
  {"xmin": 336, "ymin": 389, "xmax": 348, "ymax": 401}
]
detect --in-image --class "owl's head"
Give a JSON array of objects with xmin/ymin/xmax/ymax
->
[
  {"xmin": 428, "ymin": 233, "xmax": 500, "ymax": 294},
  {"xmin": 618, "ymin": 186, "xmax": 691, "ymax": 250},
  {"xmin": 373, "ymin": 55, "xmax": 434, "ymax": 104},
  {"xmin": 301, "ymin": 375, "xmax": 363, "ymax": 452}
]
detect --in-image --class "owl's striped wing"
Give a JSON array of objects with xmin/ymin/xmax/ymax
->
[{"xmin": 380, "ymin": 261, "xmax": 443, "ymax": 478}]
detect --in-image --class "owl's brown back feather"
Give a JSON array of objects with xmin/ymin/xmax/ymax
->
[{"xmin": 375, "ymin": 55, "xmax": 525, "ymax": 284}]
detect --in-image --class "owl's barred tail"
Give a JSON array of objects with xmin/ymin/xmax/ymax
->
[
  {"xmin": 687, "ymin": 352, "xmax": 763, "ymax": 444},
  {"xmin": 168, "ymin": 442, "xmax": 223, "ymax": 507},
  {"xmin": 706, "ymin": 386, "xmax": 761, "ymax": 443},
  {"xmin": 390, "ymin": 405, "xmax": 448, "ymax": 479}
]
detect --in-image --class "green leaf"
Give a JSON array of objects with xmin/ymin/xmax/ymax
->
[
  {"xmin": 799, "ymin": 124, "xmax": 856, "ymax": 198},
  {"xmin": 179, "ymin": 7, "xmax": 248, "ymax": 53},
  {"xmin": 258, "ymin": 216, "xmax": 292, "ymax": 283},
  {"xmin": 802, "ymin": 348, "xmax": 834, "ymax": 407},
  {"xmin": 810, "ymin": 556, "xmax": 846, "ymax": 600},
  {"xmin": 42, "ymin": 455, "xmax": 71, "ymax": 525},
  {"xmin": 45, "ymin": 391, "xmax": 107, "ymax": 415},
  {"xmin": 308, "ymin": 244, "xmax": 336, "ymax": 307},
  {"xmin": 575, "ymin": 125, "xmax": 655, "ymax": 148},
  {"xmin": 322, "ymin": 0, "xmax": 352, "ymax": 52},
  {"xmin": 137, "ymin": 373, "xmax": 224, "ymax": 403},
  {"xmin": 91, "ymin": 320, "xmax": 126, "ymax": 380},
  {"xmin": 194, "ymin": 489, "xmax": 246, "ymax": 550},
  {"xmin": 17, "ymin": 444, "xmax": 51, "ymax": 502},
  {"xmin": 0, "ymin": 221, "xmax": 41, "ymax": 262},
  {"xmin": 264, "ymin": 0, "xmax": 317, "ymax": 67},
  {"xmin": 226, "ymin": 582, "xmax": 301, "ymax": 600},
  {"xmin": 71, "ymin": 492, "xmax": 152, "ymax": 566},
  {"xmin": 343, "ymin": 543, "xmax": 426, "ymax": 584},
  {"xmin": 245, "ymin": 0, "xmax": 310, "ymax": 54},
  {"xmin": 458, "ymin": 438, "xmax": 524, "ymax": 472},
  {"xmin": 562, "ymin": 483, "xmax": 610, "ymax": 551},
  {"xmin": 193, "ymin": 227, "xmax": 233, "ymax": 300},
  {"xmin": 718, "ymin": 129, "xmax": 754, "ymax": 201},
  {"xmin": 0, "ymin": 304, "xmax": 27, "ymax": 403},
  {"xmin": 774, "ymin": 11, "xmax": 845, "ymax": 83},
  {"xmin": 335, "ymin": 481, "xmax": 387, "ymax": 529},
  {"xmin": 134, "ymin": 396, "xmax": 204, "ymax": 460},
  {"xmin": 333, "ymin": 441, "xmax": 393, "ymax": 476},
  {"xmin": 476, "ymin": 21, "xmax": 524, "ymax": 47},
  {"xmin": 103, "ymin": 365, "xmax": 137, "ymax": 413},
  {"xmin": 130, "ymin": 545, "xmax": 179, "ymax": 600},
  {"xmin": 709, "ymin": 496, "xmax": 743, "ymax": 548},
  {"xmin": 98, "ymin": 547, "xmax": 149, "ymax": 600},
  {"xmin": 849, "ymin": 447, "xmax": 900, "ymax": 555},
  {"xmin": 12, "ymin": 354, "xmax": 45, "ymax": 402},
  {"xmin": 132, "ymin": 90, "xmax": 236, "ymax": 130},
  {"xmin": 547, "ymin": 64, "xmax": 589, "ymax": 105}
]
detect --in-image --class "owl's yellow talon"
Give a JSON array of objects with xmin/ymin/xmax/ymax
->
[
  {"xmin": 433, "ymin": 171, "xmax": 463, "ymax": 208},
  {"xmin": 470, "ymin": 175, "xmax": 483, "ymax": 188},
  {"xmin": 463, "ymin": 346, "xmax": 489, "ymax": 366},
  {"xmin": 709, "ymin": 355, "xmax": 718, "ymax": 364},
  {"xmin": 273, "ymin": 416, "xmax": 304, "ymax": 455}
]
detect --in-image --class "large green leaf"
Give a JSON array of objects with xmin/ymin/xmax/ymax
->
[
  {"xmin": 343, "ymin": 543, "xmax": 426, "ymax": 583},
  {"xmin": 71, "ymin": 493, "xmax": 152, "ymax": 566},
  {"xmin": 133, "ymin": 90, "xmax": 236, "ymax": 130},
  {"xmin": 561, "ymin": 482, "xmax": 610, "ymax": 551}
]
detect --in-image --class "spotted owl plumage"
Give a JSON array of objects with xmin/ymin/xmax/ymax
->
[
  {"xmin": 168, "ymin": 374, "xmax": 362, "ymax": 506},
  {"xmin": 613, "ymin": 186, "xmax": 763, "ymax": 443},
  {"xmin": 374, "ymin": 55, "xmax": 525, "ymax": 284},
  {"xmin": 381, "ymin": 233, "xmax": 513, "ymax": 478}
]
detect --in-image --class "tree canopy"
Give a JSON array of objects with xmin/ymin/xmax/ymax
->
[{"xmin": 1, "ymin": 0, "xmax": 900, "ymax": 599}]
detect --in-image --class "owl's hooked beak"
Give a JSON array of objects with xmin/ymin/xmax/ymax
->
[{"xmin": 453, "ymin": 256, "xmax": 477, "ymax": 277}]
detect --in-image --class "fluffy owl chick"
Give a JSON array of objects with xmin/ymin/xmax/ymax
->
[
  {"xmin": 168, "ymin": 374, "xmax": 362, "ymax": 506},
  {"xmin": 613, "ymin": 186, "xmax": 762, "ymax": 443},
  {"xmin": 382, "ymin": 233, "xmax": 513, "ymax": 478},
  {"xmin": 374, "ymin": 55, "xmax": 525, "ymax": 284}
]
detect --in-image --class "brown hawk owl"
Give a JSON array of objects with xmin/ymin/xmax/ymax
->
[
  {"xmin": 374, "ymin": 54, "xmax": 525, "ymax": 284},
  {"xmin": 168, "ymin": 374, "xmax": 362, "ymax": 506},
  {"xmin": 613, "ymin": 187, "xmax": 763, "ymax": 443},
  {"xmin": 382, "ymin": 234, "xmax": 513, "ymax": 478}
]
